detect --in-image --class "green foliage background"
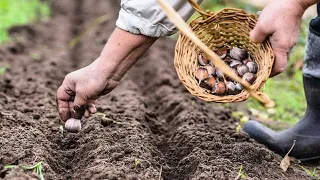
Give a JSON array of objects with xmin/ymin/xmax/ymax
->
[{"xmin": 0, "ymin": 0, "xmax": 50, "ymax": 43}]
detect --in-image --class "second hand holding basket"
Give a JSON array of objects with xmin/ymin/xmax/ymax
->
[{"xmin": 157, "ymin": 0, "xmax": 275, "ymax": 108}]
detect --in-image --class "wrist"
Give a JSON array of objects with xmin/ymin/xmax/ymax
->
[
  {"xmin": 295, "ymin": 0, "xmax": 318, "ymax": 10},
  {"xmin": 97, "ymin": 28, "xmax": 157, "ymax": 81}
]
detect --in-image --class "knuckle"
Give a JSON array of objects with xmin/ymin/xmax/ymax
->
[
  {"xmin": 274, "ymin": 61, "xmax": 287, "ymax": 73},
  {"xmin": 76, "ymin": 89, "xmax": 89, "ymax": 100},
  {"xmin": 56, "ymin": 86, "xmax": 65, "ymax": 99},
  {"xmin": 289, "ymin": 38, "xmax": 297, "ymax": 47},
  {"xmin": 64, "ymin": 73, "xmax": 73, "ymax": 81},
  {"xmin": 278, "ymin": 37, "xmax": 297, "ymax": 50},
  {"xmin": 75, "ymin": 88, "xmax": 84, "ymax": 96},
  {"xmin": 276, "ymin": 40, "xmax": 290, "ymax": 49},
  {"xmin": 107, "ymin": 80, "xmax": 119, "ymax": 89}
]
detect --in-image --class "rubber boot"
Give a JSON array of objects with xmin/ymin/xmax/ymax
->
[
  {"xmin": 242, "ymin": 20, "xmax": 320, "ymax": 160},
  {"xmin": 242, "ymin": 75, "xmax": 320, "ymax": 160}
]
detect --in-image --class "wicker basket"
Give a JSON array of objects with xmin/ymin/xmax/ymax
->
[{"xmin": 174, "ymin": 4, "xmax": 274, "ymax": 103}]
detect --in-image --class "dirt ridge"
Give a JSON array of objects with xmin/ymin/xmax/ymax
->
[{"xmin": 0, "ymin": 0, "xmax": 313, "ymax": 179}]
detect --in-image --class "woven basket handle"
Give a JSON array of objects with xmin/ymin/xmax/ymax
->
[
  {"xmin": 157, "ymin": 0, "xmax": 275, "ymax": 108},
  {"xmin": 187, "ymin": 0, "xmax": 210, "ymax": 17}
]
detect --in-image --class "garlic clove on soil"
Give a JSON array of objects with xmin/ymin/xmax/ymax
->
[
  {"xmin": 230, "ymin": 47, "xmax": 248, "ymax": 60},
  {"xmin": 65, "ymin": 118, "xmax": 81, "ymax": 133},
  {"xmin": 198, "ymin": 53, "xmax": 210, "ymax": 66}
]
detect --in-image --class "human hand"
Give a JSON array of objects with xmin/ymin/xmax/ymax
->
[
  {"xmin": 250, "ymin": 0, "xmax": 310, "ymax": 77},
  {"xmin": 57, "ymin": 59, "xmax": 119, "ymax": 122},
  {"xmin": 56, "ymin": 28, "xmax": 156, "ymax": 122}
]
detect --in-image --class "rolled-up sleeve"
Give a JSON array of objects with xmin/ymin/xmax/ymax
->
[{"xmin": 116, "ymin": 0, "xmax": 203, "ymax": 37}]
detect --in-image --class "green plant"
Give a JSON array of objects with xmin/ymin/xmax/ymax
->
[
  {"xmin": 232, "ymin": 111, "xmax": 249, "ymax": 132},
  {"xmin": 247, "ymin": 71, "xmax": 306, "ymax": 125},
  {"xmin": 300, "ymin": 166, "xmax": 320, "ymax": 179},
  {"xmin": 30, "ymin": 53, "xmax": 41, "ymax": 61},
  {"xmin": 134, "ymin": 158, "xmax": 140, "ymax": 166},
  {"xmin": 235, "ymin": 165, "xmax": 246, "ymax": 179},
  {"xmin": 0, "ymin": 64, "xmax": 9, "ymax": 76},
  {"xmin": 0, "ymin": 0, "xmax": 50, "ymax": 43},
  {"xmin": 4, "ymin": 162, "xmax": 44, "ymax": 180}
]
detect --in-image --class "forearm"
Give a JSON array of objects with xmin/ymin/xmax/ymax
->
[{"xmin": 96, "ymin": 28, "xmax": 157, "ymax": 82}]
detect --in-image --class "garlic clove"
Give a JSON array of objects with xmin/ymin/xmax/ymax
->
[
  {"xmin": 249, "ymin": 54, "xmax": 255, "ymax": 62},
  {"xmin": 195, "ymin": 67, "xmax": 209, "ymax": 81},
  {"xmin": 215, "ymin": 68, "xmax": 224, "ymax": 78},
  {"xmin": 237, "ymin": 64, "xmax": 249, "ymax": 77},
  {"xmin": 242, "ymin": 59, "xmax": 249, "ymax": 64},
  {"xmin": 242, "ymin": 72, "xmax": 257, "ymax": 84},
  {"xmin": 205, "ymin": 77, "xmax": 216, "ymax": 88},
  {"xmin": 204, "ymin": 65, "xmax": 216, "ymax": 76},
  {"xmin": 247, "ymin": 61, "xmax": 258, "ymax": 74},
  {"xmin": 224, "ymin": 56, "xmax": 232, "ymax": 63},
  {"xmin": 212, "ymin": 81, "xmax": 226, "ymax": 95},
  {"xmin": 65, "ymin": 118, "xmax": 81, "ymax": 133},
  {"xmin": 232, "ymin": 68, "xmax": 239, "ymax": 77},
  {"xmin": 225, "ymin": 81, "xmax": 236, "ymax": 91},
  {"xmin": 235, "ymin": 83, "xmax": 243, "ymax": 91},
  {"xmin": 198, "ymin": 53, "xmax": 210, "ymax": 66},
  {"xmin": 230, "ymin": 60, "xmax": 243, "ymax": 68},
  {"xmin": 230, "ymin": 47, "xmax": 248, "ymax": 60},
  {"xmin": 214, "ymin": 48, "xmax": 228, "ymax": 59}
]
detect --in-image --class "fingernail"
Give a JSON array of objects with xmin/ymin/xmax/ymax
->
[
  {"xmin": 72, "ymin": 105, "xmax": 86, "ymax": 119},
  {"xmin": 249, "ymin": 31, "xmax": 256, "ymax": 42},
  {"xmin": 279, "ymin": 67, "xmax": 286, "ymax": 73},
  {"xmin": 257, "ymin": 11, "xmax": 262, "ymax": 16}
]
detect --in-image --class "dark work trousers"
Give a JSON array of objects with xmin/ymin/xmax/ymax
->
[{"xmin": 303, "ymin": 3, "xmax": 320, "ymax": 78}]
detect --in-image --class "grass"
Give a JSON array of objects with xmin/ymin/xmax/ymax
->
[
  {"xmin": 300, "ymin": 166, "xmax": 320, "ymax": 179},
  {"xmin": 4, "ymin": 162, "xmax": 45, "ymax": 180},
  {"xmin": 235, "ymin": 165, "xmax": 246, "ymax": 179},
  {"xmin": 0, "ymin": 63, "xmax": 9, "ymax": 76},
  {"xmin": 247, "ymin": 71, "xmax": 306, "ymax": 125},
  {"xmin": 0, "ymin": 0, "xmax": 50, "ymax": 44}
]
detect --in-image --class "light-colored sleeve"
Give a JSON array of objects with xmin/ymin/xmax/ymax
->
[{"xmin": 116, "ymin": 0, "xmax": 203, "ymax": 37}]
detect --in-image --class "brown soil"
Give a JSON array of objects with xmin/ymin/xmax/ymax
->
[{"xmin": 0, "ymin": 0, "xmax": 315, "ymax": 179}]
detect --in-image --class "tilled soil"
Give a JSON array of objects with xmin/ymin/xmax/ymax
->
[{"xmin": 0, "ymin": 0, "xmax": 313, "ymax": 179}]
